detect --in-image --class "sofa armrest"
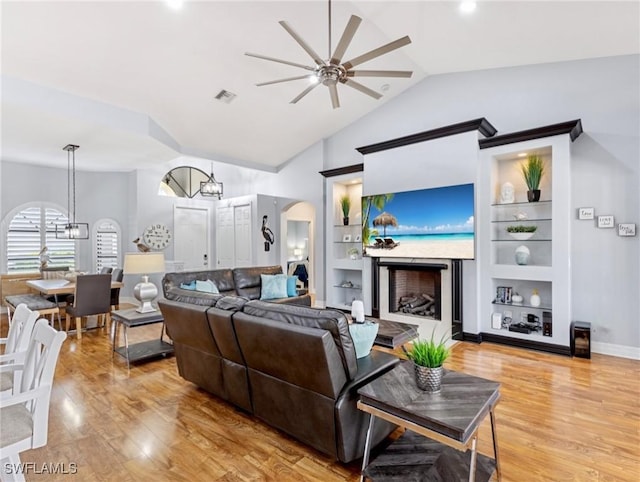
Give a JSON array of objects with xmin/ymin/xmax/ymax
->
[
  {"xmin": 341, "ymin": 350, "xmax": 400, "ymax": 395},
  {"xmin": 333, "ymin": 350, "xmax": 400, "ymax": 462}
]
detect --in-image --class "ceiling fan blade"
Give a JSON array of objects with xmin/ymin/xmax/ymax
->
[
  {"xmin": 279, "ymin": 21, "xmax": 325, "ymax": 67},
  {"xmin": 347, "ymin": 70, "xmax": 413, "ymax": 78},
  {"xmin": 340, "ymin": 78, "xmax": 382, "ymax": 99},
  {"xmin": 329, "ymin": 83, "xmax": 340, "ymax": 109},
  {"xmin": 256, "ymin": 75, "xmax": 314, "ymax": 87},
  {"xmin": 330, "ymin": 15, "xmax": 362, "ymax": 66},
  {"xmin": 341, "ymin": 35, "xmax": 412, "ymax": 70},
  {"xmin": 245, "ymin": 52, "xmax": 315, "ymax": 71},
  {"xmin": 290, "ymin": 82, "xmax": 320, "ymax": 104}
]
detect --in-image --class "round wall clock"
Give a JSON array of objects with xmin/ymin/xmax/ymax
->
[{"xmin": 143, "ymin": 223, "xmax": 172, "ymax": 250}]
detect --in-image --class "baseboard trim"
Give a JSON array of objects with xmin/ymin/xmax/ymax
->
[
  {"xmin": 479, "ymin": 332, "xmax": 571, "ymax": 356},
  {"xmin": 592, "ymin": 342, "xmax": 640, "ymax": 360},
  {"xmin": 462, "ymin": 332, "xmax": 482, "ymax": 343}
]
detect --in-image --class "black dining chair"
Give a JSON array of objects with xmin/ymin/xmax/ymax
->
[{"xmin": 65, "ymin": 274, "xmax": 112, "ymax": 340}]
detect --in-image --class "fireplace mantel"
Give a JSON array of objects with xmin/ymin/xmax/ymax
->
[{"xmin": 376, "ymin": 261, "xmax": 449, "ymax": 271}]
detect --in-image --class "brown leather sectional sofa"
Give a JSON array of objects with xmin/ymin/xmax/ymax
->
[
  {"xmin": 158, "ymin": 294, "xmax": 400, "ymax": 463},
  {"xmin": 162, "ymin": 265, "xmax": 312, "ymax": 306}
]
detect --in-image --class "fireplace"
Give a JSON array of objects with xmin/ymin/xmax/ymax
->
[
  {"xmin": 389, "ymin": 268, "xmax": 441, "ymax": 320},
  {"xmin": 373, "ymin": 259, "xmax": 462, "ymax": 340}
]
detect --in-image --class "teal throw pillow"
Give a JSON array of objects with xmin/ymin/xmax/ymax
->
[
  {"xmin": 180, "ymin": 281, "xmax": 196, "ymax": 291},
  {"xmin": 287, "ymin": 276, "xmax": 298, "ymax": 297},
  {"xmin": 260, "ymin": 274, "xmax": 288, "ymax": 300},
  {"xmin": 195, "ymin": 279, "xmax": 219, "ymax": 294}
]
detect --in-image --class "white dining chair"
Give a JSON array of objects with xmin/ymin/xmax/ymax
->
[
  {"xmin": 0, "ymin": 319, "xmax": 67, "ymax": 482},
  {"xmin": 0, "ymin": 304, "xmax": 40, "ymax": 397}
]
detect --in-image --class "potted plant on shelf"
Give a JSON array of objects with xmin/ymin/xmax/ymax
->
[
  {"xmin": 339, "ymin": 195, "xmax": 351, "ymax": 225},
  {"xmin": 521, "ymin": 154, "xmax": 546, "ymax": 202},
  {"xmin": 403, "ymin": 330, "xmax": 450, "ymax": 392},
  {"xmin": 347, "ymin": 247, "xmax": 359, "ymax": 260},
  {"xmin": 506, "ymin": 224, "xmax": 537, "ymax": 240}
]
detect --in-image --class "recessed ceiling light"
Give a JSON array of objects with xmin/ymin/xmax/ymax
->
[
  {"xmin": 166, "ymin": 0, "xmax": 184, "ymax": 11},
  {"xmin": 459, "ymin": 1, "xmax": 476, "ymax": 14},
  {"xmin": 517, "ymin": 152, "xmax": 527, "ymax": 157}
]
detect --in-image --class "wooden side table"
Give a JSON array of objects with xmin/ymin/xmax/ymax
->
[
  {"xmin": 111, "ymin": 308, "xmax": 174, "ymax": 369},
  {"xmin": 357, "ymin": 361, "xmax": 501, "ymax": 481}
]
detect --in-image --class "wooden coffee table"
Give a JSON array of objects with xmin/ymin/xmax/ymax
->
[{"xmin": 357, "ymin": 361, "xmax": 501, "ymax": 481}]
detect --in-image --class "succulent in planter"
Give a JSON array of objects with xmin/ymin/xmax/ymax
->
[
  {"xmin": 506, "ymin": 225, "xmax": 537, "ymax": 233},
  {"xmin": 521, "ymin": 155, "xmax": 546, "ymax": 202},
  {"xmin": 506, "ymin": 225, "xmax": 537, "ymax": 241},
  {"xmin": 403, "ymin": 330, "xmax": 450, "ymax": 392}
]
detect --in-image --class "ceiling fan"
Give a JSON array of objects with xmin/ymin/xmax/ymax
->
[{"xmin": 245, "ymin": 0, "xmax": 413, "ymax": 109}]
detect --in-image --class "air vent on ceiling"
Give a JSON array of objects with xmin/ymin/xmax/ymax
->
[{"xmin": 214, "ymin": 89, "xmax": 237, "ymax": 104}]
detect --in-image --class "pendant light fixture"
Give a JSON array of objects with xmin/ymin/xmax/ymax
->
[
  {"xmin": 56, "ymin": 144, "xmax": 89, "ymax": 239},
  {"xmin": 200, "ymin": 162, "xmax": 223, "ymax": 199}
]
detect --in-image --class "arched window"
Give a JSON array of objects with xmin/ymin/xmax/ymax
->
[
  {"xmin": 93, "ymin": 219, "xmax": 121, "ymax": 272},
  {"xmin": 6, "ymin": 204, "xmax": 76, "ymax": 273}
]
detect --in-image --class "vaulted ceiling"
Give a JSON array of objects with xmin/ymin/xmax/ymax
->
[{"xmin": 1, "ymin": 1, "xmax": 638, "ymax": 172}]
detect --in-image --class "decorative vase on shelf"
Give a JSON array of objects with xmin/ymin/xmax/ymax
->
[
  {"xmin": 515, "ymin": 245, "xmax": 530, "ymax": 265},
  {"xmin": 511, "ymin": 293, "xmax": 524, "ymax": 304},
  {"xmin": 343, "ymin": 217, "xmax": 349, "ymax": 226},
  {"xmin": 530, "ymin": 289, "xmax": 541, "ymax": 307}
]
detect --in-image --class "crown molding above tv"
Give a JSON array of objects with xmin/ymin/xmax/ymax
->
[
  {"xmin": 355, "ymin": 118, "xmax": 498, "ymax": 155},
  {"xmin": 478, "ymin": 119, "xmax": 583, "ymax": 149}
]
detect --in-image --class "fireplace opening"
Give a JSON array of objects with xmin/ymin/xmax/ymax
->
[{"xmin": 389, "ymin": 268, "xmax": 441, "ymax": 320}]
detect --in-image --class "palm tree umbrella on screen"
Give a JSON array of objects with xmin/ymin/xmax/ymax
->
[{"xmin": 372, "ymin": 212, "xmax": 398, "ymax": 238}]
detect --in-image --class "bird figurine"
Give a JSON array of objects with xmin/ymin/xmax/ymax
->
[{"xmin": 133, "ymin": 237, "xmax": 150, "ymax": 252}]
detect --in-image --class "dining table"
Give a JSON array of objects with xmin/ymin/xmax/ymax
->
[{"xmin": 26, "ymin": 278, "xmax": 124, "ymax": 329}]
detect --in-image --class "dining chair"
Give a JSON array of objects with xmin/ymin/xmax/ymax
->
[
  {"xmin": 0, "ymin": 319, "xmax": 67, "ymax": 482},
  {"xmin": 0, "ymin": 304, "xmax": 40, "ymax": 397},
  {"xmin": 100, "ymin": 267, "xmax": 113, "ymax": 275},
  {"xmin": 65, "ymin": 274, "xmax": 112, "ymax": 340}
]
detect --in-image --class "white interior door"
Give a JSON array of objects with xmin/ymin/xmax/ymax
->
[
  {"xmin": 234, "ymin": 204, "xmax": 252, "ymax": 267},
  {"xmin": 216, "ymin": 206, "xmax": 235, "ymax": 268},
  {"xmin": 174, "ymin": 206, "xmax": 210, "ymax": 271}
]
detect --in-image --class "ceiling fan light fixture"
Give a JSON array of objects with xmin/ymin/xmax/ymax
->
[{"xmin": 246, "ymin": 0, "xmax": 412, "ymax": 109}]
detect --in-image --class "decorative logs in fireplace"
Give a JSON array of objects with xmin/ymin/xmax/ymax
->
[{"xmin": 398, "ymin": 294, "xmax": 435, "ymax": 317}]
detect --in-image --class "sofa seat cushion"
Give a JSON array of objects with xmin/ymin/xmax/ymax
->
[{"xmin": 242, "ymin": 300, "xmax": 358, "ymax": 379}]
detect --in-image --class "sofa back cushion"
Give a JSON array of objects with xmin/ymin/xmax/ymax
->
[
  {"xmin": 241, "ymin": 300, "xmax": 358, "ymax": 379},
  {"xmin": 233, "ymin": 266, "xmax": 282, "ymax": 300}
]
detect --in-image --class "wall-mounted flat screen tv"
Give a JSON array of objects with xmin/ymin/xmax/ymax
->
[{"xmin": 362, "ymin": 183, "xmax": 475, "ymax": 260}]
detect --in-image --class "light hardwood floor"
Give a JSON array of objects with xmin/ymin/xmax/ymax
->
[{"xmin": 3, "ymin": 314, "xmax": 639, "ymax": 481}]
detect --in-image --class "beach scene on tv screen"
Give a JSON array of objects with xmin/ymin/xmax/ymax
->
[{"xmin": 363, "ymin": 183, "xmax": 475, "ymax": 259}]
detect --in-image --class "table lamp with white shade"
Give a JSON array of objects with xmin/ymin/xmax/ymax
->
[{"xmin": 123, "ymin": 252, "xmax": 166, "ymax": 313}]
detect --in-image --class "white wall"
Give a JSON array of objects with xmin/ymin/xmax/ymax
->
[{"xmin": 304, "ymin": 54, "xmax": 639, "ymax": 353}]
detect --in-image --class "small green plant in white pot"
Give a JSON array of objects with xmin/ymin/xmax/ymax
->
[{"xmin": 404, "ymin": 330, "xmax": 450, "ymax": 392}]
